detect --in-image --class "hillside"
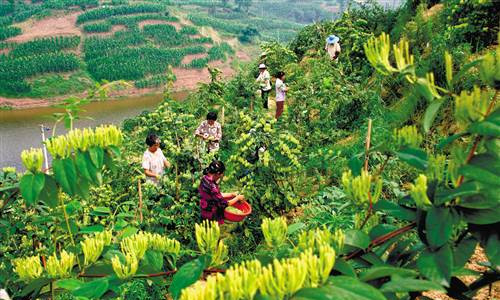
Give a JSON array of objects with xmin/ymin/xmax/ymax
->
[
  {"xmin": 0, "ymin": 0, "xmax": 499, "ymax": 299},
  {"xmin": 0, "ymin": 0, "xmax": 342, "ymax": 108}
]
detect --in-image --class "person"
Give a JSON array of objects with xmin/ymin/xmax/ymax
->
[
  {"xmin": 275, "ymin": 71, "xmax": 288, "ymax": 119},
  {"xmin": 199, "ymin": 160, "xmax": 246, "ymax": 224},
  {"xmin": 195, "ymin": 111, "xmax": 222, "ymax": 152},
  {"xmin": 256, "ymin": 64, "xmax": 272, "ymax": 109},
  {"xmin": 142, "ymin": 134, "xmax": 171, "ymax": 184},
  {"xmin": 325, "ymin": 35, "xmax": 341, "ymax": 61}
]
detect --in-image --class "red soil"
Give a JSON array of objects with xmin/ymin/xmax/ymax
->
[
  {"xmin": 7, "ymin": 12, "xmax": 82, "ymax": 42},
  {"xmin": 181, "ymin": 53, "xmax": 208, "ymax": 65},
  {"xmin": 137, "ymin": 20, "xmax": 181, "ymax": 30}
]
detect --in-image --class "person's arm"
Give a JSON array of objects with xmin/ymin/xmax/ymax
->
[
  {"xmin": 195, "ymin": 122, "xmax": 206, "ymax": 139},
  {"xmin": 214, "ymin": 124, "xmax": 222, "ymax": 142},
  {"xmin": 144, "ymin": 169, "xmax": 158, "ymax": 178}
]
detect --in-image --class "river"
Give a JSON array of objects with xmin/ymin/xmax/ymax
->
[{"xmin": 0, "ymin": 92, "xmax": 188, "ymax": 170}]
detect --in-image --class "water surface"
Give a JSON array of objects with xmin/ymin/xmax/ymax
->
[{"xmin": 0, "ymin": 92, "xmax": 187, "ymax": 169}]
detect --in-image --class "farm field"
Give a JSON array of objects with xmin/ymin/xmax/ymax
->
[
  {"xmin": 0, "ymin": 0, "xmax": 340, "ymax": 106},
  {"xmin": 0, "ymin": 0, "xmax": 499, "ymax": 300}
]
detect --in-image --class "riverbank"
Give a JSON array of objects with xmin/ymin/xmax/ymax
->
[{"xmin": 0, "ymin": 60, "xmax": 240, "ymax": 110}]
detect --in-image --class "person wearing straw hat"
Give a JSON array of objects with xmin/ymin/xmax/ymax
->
[
  {"xmin": 325, "ymin": 34, "xmax": 341, "ymax": 61},
  {"xmin": 256, "ymin": 63, "xmax": 272, "ymax": 109}
]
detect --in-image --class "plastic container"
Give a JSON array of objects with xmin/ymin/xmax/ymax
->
[{"xmin": 224, "ymin": 200, "xmax": 252, "ymax": 222}]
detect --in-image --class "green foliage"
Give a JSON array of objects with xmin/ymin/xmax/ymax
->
[
  {"xmin": 76, "ymin": 3, "xmax": 165, "ymax": 24},
  {"xmin": 0, "ymin": 25, "xmax": 21, "ymax": 41},
  {"xmin": 9, "ymin": 36, "xmax": 80, "ymax": 57},
  {"xmin": 83, "ymin": 21, "xmax": 112, "ymax": 33}
]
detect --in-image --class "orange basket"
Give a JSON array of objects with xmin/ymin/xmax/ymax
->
[{"xmin": 224, "ymin": 200, "xmax": 252, "ymax": 222}]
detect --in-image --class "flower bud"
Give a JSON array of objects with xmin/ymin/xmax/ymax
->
[
  {"xmin": 12, "ymin": 256, "xmax": 43, "ymax": 281},
  {"xmin": 121, "ymin": 231, "xmax": 149, "ymax": 260},
  {"xmin": 394, "ymin": 125, "xmax": 423, "ymax": 148},
  {"xmin": 20, "ymin": 148, "xmax": 43, "ymax": 173},
  {"xmin": 261, "ymin": 217, "xmax": 287, "ymax": 248},
  {"xmin": 46, "ymin": 250, "xmax": 75, "ymax": 278},
  {"xmin": 410, "ymin": 174, "xmax": 432, "ymax": 209},
  {"xmin": 427, "ymin": 154, "xmax": 446, "ymax": 183},
  {"xmin": 112, "ymin": 252, "xmax": 138, "ymax": 279},
  {"xmin": 342, "ymin": 170, "xmax": 382, "ymax": 206},
  {"xmin": 454, "ymin": 86, "xmax": 490, "ymax": 128}
]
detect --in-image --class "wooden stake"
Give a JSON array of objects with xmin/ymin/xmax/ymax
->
[
  {"xmin": 138, "ymin": 180, "xmax": 143, "ymax": 223},
  {"xmin": 364, "ymin": 119, "xmax": 372, "ymax": 172}
]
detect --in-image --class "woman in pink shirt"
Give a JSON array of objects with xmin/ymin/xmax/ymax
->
[{"xmin": 198, "ymin": 160, "xmax": 245, "ymax": 224}]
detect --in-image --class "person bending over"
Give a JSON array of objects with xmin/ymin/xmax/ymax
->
[
  {"xmin": 142, "ymin": 133, "xmax": 171, "ymax": 184},
  {"xmin": 199, "ymin": 160, "xmax": 245, "ymax": 224},
  {"xmin": 195, "ymin": 111, "xmax": 222, "ymax": 152}
]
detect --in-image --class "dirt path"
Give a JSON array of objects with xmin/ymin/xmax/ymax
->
[
  {"xmin": 7, "ymin": 12, "xmax": 82, "ymax": 42},
  {"xmin": 138, "ymin": 20, "xmax": 181, "ymax": 30},
  {"xmin": 423, "ymin": 246, "xmax": 499, "ymax": 300},
  {"xmin": 85, "ymin": 24, "xmax": 126, "ymax": 37}
]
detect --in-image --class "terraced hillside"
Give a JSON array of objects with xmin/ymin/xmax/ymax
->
[{"xmin": 0, "ymin": 0, "xmax": 340, "ymax": 103}]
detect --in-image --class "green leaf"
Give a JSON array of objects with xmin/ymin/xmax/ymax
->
[
  {"xmin": 359, "ymin": 266, "xmax": 417, "ymax": 282},
  {"xmin": 485, "ymin": 233, "xmax": 500, "ymax": 267},
  {"xmin": 292, "ymin": 287, "xmax": 333, "ymax": 300},
  {"xmin": 454, "ymin": 237, "xmax": 477, "ymax": 269},
  {"xmin": 88, "ymin": 146, "xmax": 104, "ymax": 169},
  {"xmin": 396, "ymin": 147, "xmax": 428, "ymax": 170},
  {"xmin": 141, "ymin": 250, "xmax": 164, "ymax": 273},
  {"xmin": 287, "ymin": 222, "xmax": 306, "ymax": 235},
  {"xmin": 75, "ymin": 151, "xmax": 92, "ymax": 182},
  {"xmin": 79, "ymin": 225, "xmax": 104, "ymax": 234},
  {"xmin": 38, "ymin": 175, "xmax": 58, "ymax": 208},
  {"xmin": 20, "ymin": 172, "xmax": 45, "ymax": 205},
  {"xmin": 57, "ymin": 278, "xmax": 84, "ymax": 291},
  {"xmin": 369, "ymin": 224, "xmax": 399, "ymax": 240},
  {"xmin": 380, "ymin": 278, "xmax": 446, "ymax": 293},
  {"xmin": 53, "ymin": 158, "xmax": 77, "ymax": 196},
  {"xmin": 333, "ymin": 258, "xmax": 356, "ymax": 277},
  {"xmin": 320, "ymin": 276, "xmax": 387, "ymax": 300},
  {"xmin": 437, "ymin": 133, "xmax": 467, "ymax": 150},
  {"xmin": 417, "ymin": 245, "xmax": 453, "ymax": 287},
  {"xmin": 426, "ymin": 207, "xmax": 454, "ymax": 248},
  {"xmin": 423, "ymin": 101, "xmax": 443, "ymax": 132},
  {"xmin": 373, "ymin": 200, "xmax": 416, "ymax": 221},
  {"xmin": 169, "ymin": 258, "xmax": 205, "ymax": 299},
  {"xmin": 75, "ymin": 177, "xmax": 90, "ymax": 200},
  {"xmin": 18, "ymin": 278, "xmax": 51, "ymax": 297},
  {"xmin": 120, "ymin": 226, "xmax": 138, "ymax": 238},
  {"xmin": 344, "ymin": 230, "xmax": 370, "ymax": 249},
  {"xmin": 459, "ymin": 165, "xmax": 500, "ymax": 187},
  {"xmin": 90, "ymin": 207, "xmax": 111, "ymax": 216},
  {"xmin": 348, "ymin": 155, "xmax": 363, "ymax": 176},
  {"xmin": 82, "ymin": 151, "xmax": 100, "ymax": 185},
  {"xmin": 435, "ymin": 181, "xmax": 484, "ymax": 205},
  {"xmin": 461, "ymin": 205, "xmax": 500, "ymax": 224},
  {"xmin": 467, "ymin": 110, "xmax": 500, "ymax": 137},
  {"xmin": 72, "ymin": 278, "xmax": 109, "ymax": 298}
]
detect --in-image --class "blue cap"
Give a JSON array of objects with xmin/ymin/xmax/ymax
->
[{"xmin": 326, "ymin": 35, "xmax": 339, "ymax": 44}]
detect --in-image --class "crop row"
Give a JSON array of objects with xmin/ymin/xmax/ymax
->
[
  {"xmin": 76, "ymin": 3, "xmax": 165, "ymax": 24},
  {"xmin": 0, "ymin": 52, "xmax": 80, "ymax": 93},
  {"xmin": 86, "ymin": 45, "xmax": 205, "ymax": 81},
  {"xmin": 187, "ymin": 13, "xmax": 246, "ymax": 35},
  {"xmin": 134, "ymin": 73, "xmax": 174, "ymax": 88},
  {"xmin": 0, "ymin": 26, "xmax": 21, "ymax": 41},
  {"xmin": 8, "ymin": 36, "xmax": 80, "ymax": 57},
  {"xmin": 184, "ymin": 42, "xmax": 233, "ymax": 68},
  {"xmin": 83, "ymin": 21, "xmax": 112, "ymax": 33}
]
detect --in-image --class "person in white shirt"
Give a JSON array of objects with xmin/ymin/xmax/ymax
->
[
  {"xmin": 325, "ymin": 35, "xmax": 341, "ymax": 61},
  {"xmin": 256, "ymin": 63, "xmax": 272, "ymax": 109},
  {"xmin": 142, "ymin": 134, "xmax": 171, "ymax": 184},
  {"xmin": 275, "ymin": 71, "xmax": 288, "ymax": 119}
]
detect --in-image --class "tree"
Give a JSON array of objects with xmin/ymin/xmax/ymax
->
[{"xmin": 235, "ymin": 0, "xmax": 252, "ymax": 13}]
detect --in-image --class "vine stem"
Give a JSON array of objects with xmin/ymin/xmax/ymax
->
[
  {"xmin": 60, "ymin": 193, "xmax": 81, "ymax": 269},
  {"xmin": 78, "ymin": 268, "xmax": 225, "ymax": 279},
  {"xmin": 455, "ymin": 90, "xmax": 498, "ymax": 187},
  {"xmin": 345, "ymin": 222, "xmax": 416, "ymax": 260},
  {"xmin": 360, "ymin": 119, "xmax": 373, "ymax": 230},
  {"xmin": 137, "ymin": 179, "xmax": 143, "ymax": 223}
]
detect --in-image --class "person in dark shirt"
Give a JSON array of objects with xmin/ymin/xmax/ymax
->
[{"xmin": 198, "ymin": 160, "xmax": 245, "ymax": 224}]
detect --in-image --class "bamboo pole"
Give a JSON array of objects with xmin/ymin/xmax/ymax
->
[{"xmin": 138, "ymin": 179, "xmax": 143, "ymax": 223}]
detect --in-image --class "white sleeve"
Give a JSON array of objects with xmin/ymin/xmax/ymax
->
[
  {"xmin": 159, "ymin": 149, "xmax": 168, "ymax": 163},
  {"xmin": 142, "ymin": 152, "xmax": 150, "ymax": 170}
]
